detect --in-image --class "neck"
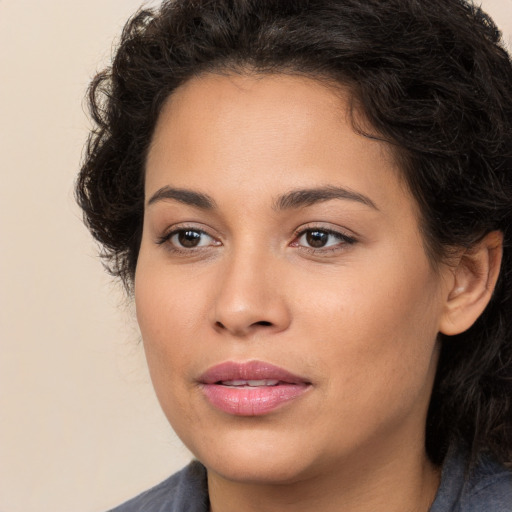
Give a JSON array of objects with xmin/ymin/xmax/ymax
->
[{"xmin": 207, "ymin": 442, "xmax": 441, "ymax": 512}]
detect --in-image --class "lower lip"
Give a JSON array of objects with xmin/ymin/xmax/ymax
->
[{"xmin": 201, "ymin": 383, "xmax": 310, "ymax": 416}]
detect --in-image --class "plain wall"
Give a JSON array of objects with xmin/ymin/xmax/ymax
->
[{"xmin": 0, "ymin": 1, "xmax": 510, "ymax": 511}]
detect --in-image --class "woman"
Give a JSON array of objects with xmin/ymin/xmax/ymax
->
[{"xmin": 76, "ymin": 0, "xmax": 512, "ymax": 510}]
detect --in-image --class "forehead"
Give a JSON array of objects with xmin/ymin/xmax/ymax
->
[{"xmin": 145, "ymin": 72, "xmax": 410, "ymax": 215}]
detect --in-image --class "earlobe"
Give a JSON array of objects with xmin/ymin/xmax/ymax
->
[{"xmin": 439, "ymin": 231, "xmax": 503, "ymax": 336}]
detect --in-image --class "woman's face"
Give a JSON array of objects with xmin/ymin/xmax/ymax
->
[{"xmin": 136, "ymin": 73, "xmax": 452, "ymax": 484}]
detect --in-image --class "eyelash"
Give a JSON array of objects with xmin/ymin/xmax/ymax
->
[
  {"xmin": 156, "ymin": 225, "xmax": 357, "ymax": 255},
  {"xmin": 291, "ymin": 227, "xmax": 357, "ymax": 255},
  {"xmin": 156, "ymin": 226, "xmax": 219, "ymax": 255}
]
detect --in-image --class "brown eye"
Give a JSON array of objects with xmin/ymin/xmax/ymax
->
[
  {"xmin": 305, "ymin": 230, "xmax": 329, "ymax": 248},
  {"xmin": 166, "ymin": 229, "xmax": 217, "ymax": 249},
  {"xmin": 295, "ymin": 228, "xmax": 356, "ymax": 251},
  {"xmin": 177, "ymin": 230, "xmax": 202, "ymax": 248}
]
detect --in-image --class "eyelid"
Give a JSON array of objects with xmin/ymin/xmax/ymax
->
[
  {"xmin": 156, "ymin": 223, "xmax": 222, "ymax": 249},
  {"xmin": 291, "ymin": 223, "xmax": 358, "ymax": 253},
  {"xmin": 154, "ymin": 221, "xmax": 357, "ymax": 256}
]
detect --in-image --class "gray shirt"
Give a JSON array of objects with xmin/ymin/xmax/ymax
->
[{"xmin": 108, "ymin": 449, "xmax": 512, "ymax": 511}]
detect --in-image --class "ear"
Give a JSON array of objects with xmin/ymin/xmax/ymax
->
[{"xmin": 439, "ymin": 231, "xmax": 503, "ymax": 336}]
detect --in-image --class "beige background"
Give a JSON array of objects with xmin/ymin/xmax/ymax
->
[{"xmin": 0, "ymin": 1, "xmax": 510, "ymax": 511}]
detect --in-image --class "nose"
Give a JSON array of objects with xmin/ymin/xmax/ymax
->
[{"xmin": 211, "ymin": 247, "xmax": 291, "ymax": 338}]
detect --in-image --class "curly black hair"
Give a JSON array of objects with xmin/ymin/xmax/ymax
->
[{"xmin": 76, "ymin": 0, "xmax": 512, "ymax": 467}]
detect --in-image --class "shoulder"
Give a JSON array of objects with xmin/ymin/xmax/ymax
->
[
  {"xmin": 106, "ymin": 460, "xmax": 209, "ymax": 512},
  {"xmin": 461, "ymin": 456, "xmax": 512, "ymax": 512},
  {"xmin": 431, "ymin": 447, "xmax": 512, "ymax": 512}
]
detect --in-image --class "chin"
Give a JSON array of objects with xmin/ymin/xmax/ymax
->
[
  {"xmin": 181, "ymin": 423, "xmax": 320, "ymax": 485},
  {"xmin": 206, "ymin": 453, "xmax": 312, "ymax": 485}
]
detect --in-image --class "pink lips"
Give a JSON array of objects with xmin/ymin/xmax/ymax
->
[{"xmin": 199, "ymin": 361, "xmax": 311, "ymax": 416}]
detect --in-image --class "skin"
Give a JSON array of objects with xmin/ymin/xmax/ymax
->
[{"xmin": 135, "ymin": 73, "xmax": 457, "ymax": 512}]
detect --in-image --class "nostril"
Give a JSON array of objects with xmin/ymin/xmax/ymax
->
[{"xmin": 214, "ymin": 319, "xmax": 272, "ymax": 333}]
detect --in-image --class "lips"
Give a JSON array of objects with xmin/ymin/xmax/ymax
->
[{"xmin": 198, "ymin": 361, "xmax": 311, "ymax": 416}]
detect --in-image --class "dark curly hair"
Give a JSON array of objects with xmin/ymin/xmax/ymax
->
[{"xmin": 76, "ymin": 0, "xmax": 512, "ymax": 467}]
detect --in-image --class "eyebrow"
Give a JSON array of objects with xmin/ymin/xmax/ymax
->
[
  {"xmin": 147, "ymin": 186, "xmax": 217, "ymax": 209},
  {"xmin": 273, "ymin": 186, "xmax": 378, "ymax": 211},
  {"xmin": 146, "ymin": 184, "xmax": 378, "ymax": 211}
]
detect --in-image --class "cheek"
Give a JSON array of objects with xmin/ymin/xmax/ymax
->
[
  {"xmin": 135, "ymin": 253, "xmax": 210, "ymax": 340},
  {"xmin": 297, "ymin": 252, "xmax": 442, "ymax": 401},
  {"xmin": 134, "ymin": 259, "xmax": 202, "ymax": 391},
  {"xmin": 299, "ymin": 259, "xmax": 440, "ymax": 343},
  {"xmin": 135, "ymin": 274, "xmax": 206, "ymax": 437}
]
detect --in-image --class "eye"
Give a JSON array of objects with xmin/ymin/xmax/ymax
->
[
  {"xmin": 294, "ymin": 228, "xmax": 356, "ymax": 251},
  {"xmin": 300, "ymin": 230, "xmax": 335, "ymax": 248},
  {"xmin": 158, "ymin": 228, "xmax": 219, "ymax": 250}
]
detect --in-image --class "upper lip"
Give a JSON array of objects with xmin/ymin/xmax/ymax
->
[{"xmin": 199, "ymin": 360, "xmax": 310, "ymax": 385}]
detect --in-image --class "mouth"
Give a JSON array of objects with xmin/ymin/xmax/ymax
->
[
  {"xmin": 218, "ymin": 379, "xmax": 281, "ymax": 387},
  {"xmin": 198, "ymin": 360, "xmax": 311, "ymax": 416}
]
